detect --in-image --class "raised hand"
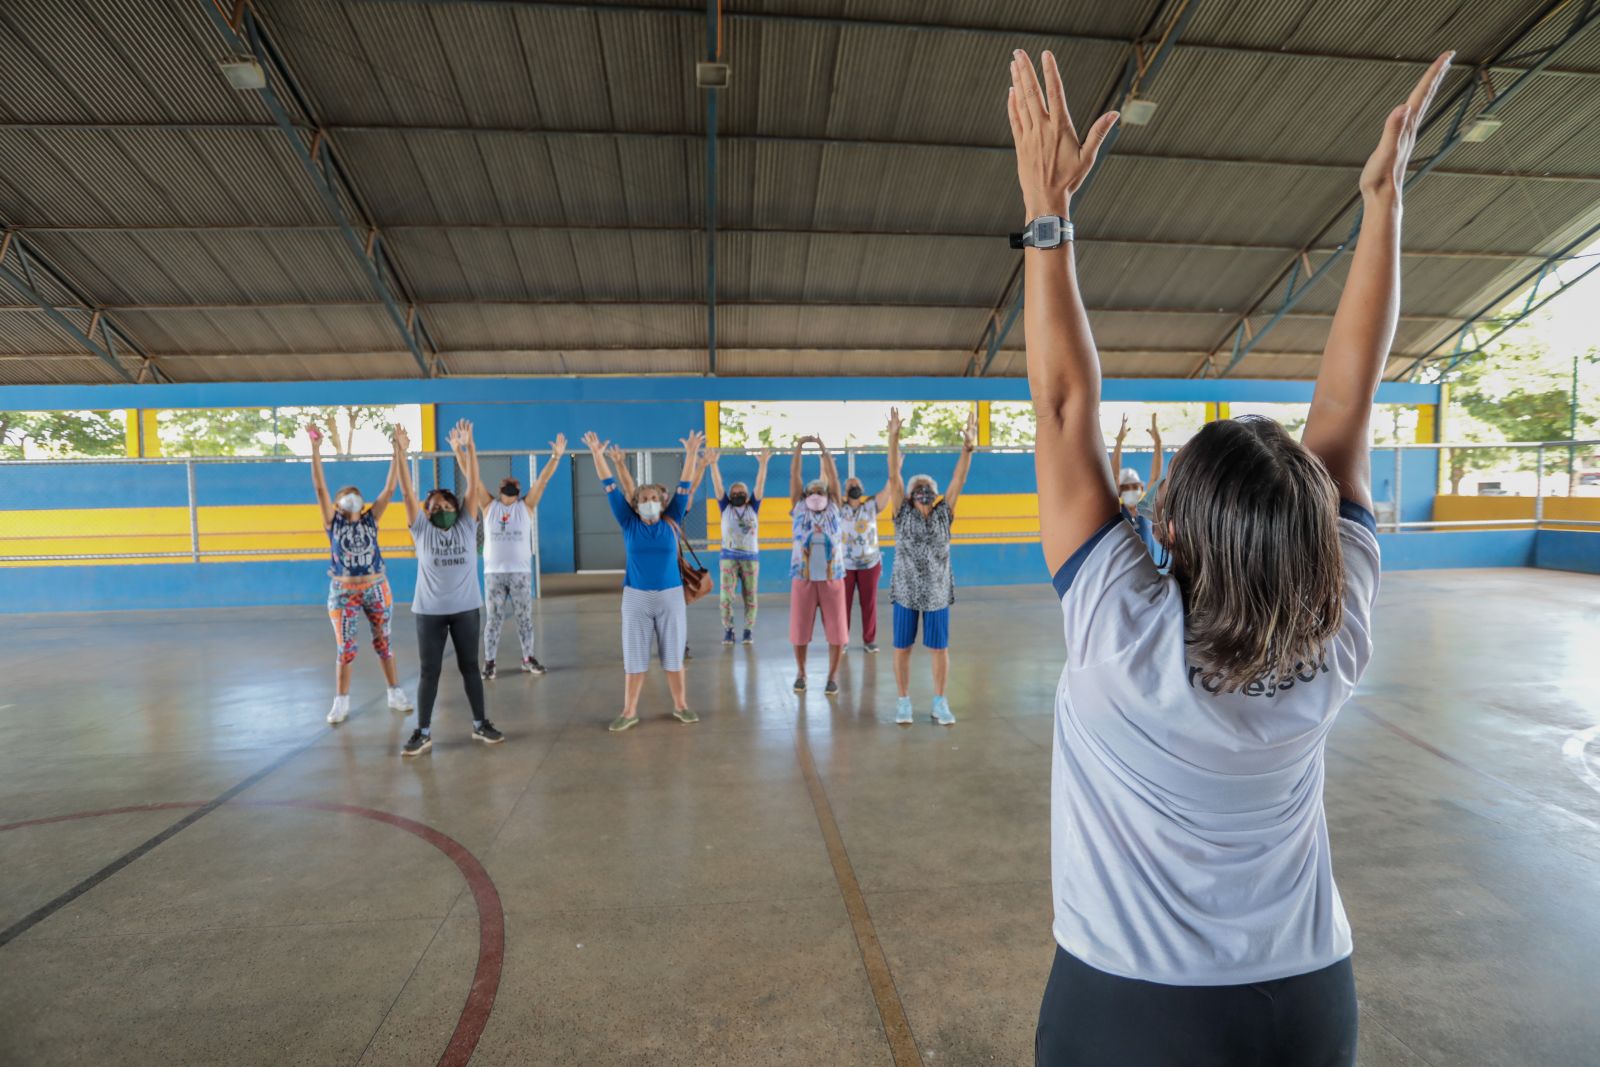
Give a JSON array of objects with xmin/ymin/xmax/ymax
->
[
  {"xmin": 550, "ymin": 433, "xmax": 568, "ymax": 458},
  {"xmin": 1115, "ymin": 414, "xmax": 1130, "ymax": 444},
  {"xmin": 392, "ymin": 425, "xmax": 410, "ymax": 452},
  {"xmin": 1360, "ymin": 52, "xmax": 1452, "ymax": 200},
  {"xmin": 605, "ymin": 443, "xmax": 624, "ymax": 465},
  {"xmin": 1007, "ymin": 50, "xmax": 1119, "ymax": 218},
  {"xmin": 704, "ymin": 447, "xmax": 721, "ymax": 465},
  {"xmin": 962, "ymin": 410, "xmax": 979, "ymax": 452},
  {"xmin": 307, "ymin": 423, "xmax": 324, "ymax": 449},
  {"xmin": 1147, "ymin": 414, "xmax": 1161, "ymax": 442},
  {"xmin": 886, "ymin": 408, "xmax": 903, "ymax": 438},
  {"xmin": 757, "ymin": 447, "xmax": 772, "ymax": 463},
  {"xmin": 680, "ymin": 429, "xmax": 706, "ymax": 455},
  {"xmin": 582, "ymin": 431, "xmax": 605, "ymax": 455}
]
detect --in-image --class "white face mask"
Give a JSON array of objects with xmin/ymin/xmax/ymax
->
[
  {"xmin": 338, "ymin": 492, "xmax": 363, "ymax": 514},
  {"xmin": 1120, "ymin": 489, "xmax": 1142, "ymax": 508},
  {"xmin": 805, "ymin": 493, "xmax": 828, "ymax": 512},
  {"xmin": 638, "ymin": 500, "xmax": 662, "ymax": 521}
]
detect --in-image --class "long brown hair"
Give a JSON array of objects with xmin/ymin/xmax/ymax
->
[{"xmin": 1155, "ymin": 417, "xmax": 1345, "ymax": 692}]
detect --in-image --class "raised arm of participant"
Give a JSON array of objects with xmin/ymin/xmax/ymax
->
[
  {"xmin": 586, "ymin": 432, "xmax": 631, "ymax": 528},
  {"xmin": 308, "ymin": 424, "xmax": 336, "ymax": 527},
  {"xmin": 686, "ymin": 446, "xmax": 712, "ymax": 511},
  {"xmin": 709, "ymin": 449, "xmax": 726, "ymax": 502},
  {"xmin": 1147, "ymin": 415, "xmax": 1165, "ymax": 493},
  {"xmin": 945, "ymin": 409, "xmax": 979, "ymax": 517},
  {"xmin": 1110, "ymin": 414, "xmax": 1129, "ymax": 487},
  {"xmin": 789, "ymin": 436, "xmax": 809, "ymax": 503},
  {"xmin": 669, "ymin": 429, "xmax": 704, "ymax": 522},
  {"xmin": 886, "ymin": 408, "xmax": 906, "ymax": 511},
  {"xmin": 447, "ymin": 420, "xmax": 485, "ymax": 519},
  {"xmin": 753, "ymin": 447, "xmax": 773, "ymax": 501},
  {"xmin": 1010, "ymin": 50, "xmax": 1122, "ymax": 572},
  {"xmin": 606, "ymin": 444, "xmax": 637, "ymax": 500},
  {"xmin": 370, "ymin": 430, "xmax": 400, "ymax": 523},
  {"xmin": 818, "ymin": 439, "xmax": 842, "ymax": 504},
  {"xmin": 1303, "ymin": 53, "xmax": 1451, "ymax": 513},
  {"xmin": 524, "ymin": 433, "xmax": 566, "ymax": 513},
  {"xmin": 394, "ymin": 425, "xmax": 420, "ymax": 526}
]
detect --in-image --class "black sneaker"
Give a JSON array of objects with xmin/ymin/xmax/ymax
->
[
  {"xmin": 482, "ymin": 660, "xmax": 497, "ymax": 681},
  {"xmin": 723, "ymin": 628, "xmax": 736, "ymax": 645},
  {"xmin": 742, "ymin": 629, "xmax": 753, "ymax": 645},
  {"xmin": 824, "ymin": 679, "xmax": 839, "ymax": 697},
  {"xmin": 402, "ymin": 730, "xmax": 432, "ymax": 757},
  {"xmin": 793, "ymin": 674, "xmax": 806, "ymax": 693},
  {"xmin": 472, "ymin": 721, "xmax": 505, "ymax": 745},
  {"xmin": 521, "ymin": 657, "xmax": 546, "ymax": 675},
  {"xmin": 864, "ymin": 643, "xmax": 879, "ymax": 654}
]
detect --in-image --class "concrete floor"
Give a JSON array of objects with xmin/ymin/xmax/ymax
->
[{"xmin": 1, "ymin": 568, "xmax": 1598, "ymax": 1067}]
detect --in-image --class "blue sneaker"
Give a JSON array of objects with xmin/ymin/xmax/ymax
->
[
  {"xmin": 930, "ymin": 696, "xmax": 955, "ymax": 726},
  {"xmin": 723, "ymin": 628, "xmax": 736, "ymax": 646},
  {"xmin": 895, "ymin": 697, "xmax": 914, "ymax": 725}
]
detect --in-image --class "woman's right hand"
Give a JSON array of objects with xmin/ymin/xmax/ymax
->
[
  {"xmin": 392, "ymin": 426, "xmax": 410, "ymax": 452},
  {"xmin": 582, "ymin": 431, "xmax": 604, "ymax": 455},
  {"xmin": 1007, "ymin": 50, "xmax": 1118, "ymax": 220},
  {"xmin": 307, "ymin": 424, "xmax": 323, "ymax": 449},
  {"xmin": 886, "ymin": 408, "xmax": 903, "ymax": 437},
  {"xmin": 1115, "ymin": 414, "xmax": 1130, "ymax": 444}
]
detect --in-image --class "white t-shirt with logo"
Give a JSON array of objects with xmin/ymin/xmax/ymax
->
[
  {"xmin": 483, "ymin": 499, "xmax": 534, "ymax": 574},
  {"xmin": 841, "ymin": 499, "xmax": 881, "ymax": 570},
  {"xmin": 1048, "ymin": 502, "xmax": 1381, "ymax": 985}
]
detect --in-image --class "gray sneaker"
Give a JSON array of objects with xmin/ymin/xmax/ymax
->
[
  {"xmin": 672, "ymin": 707, "xmax": 699, "ymax": 724},
  {"xmin": 824, "ymin": 679, "xmax": 839, "ymax": 697}
]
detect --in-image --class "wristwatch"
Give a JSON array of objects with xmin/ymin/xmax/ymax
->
[{"xmin": 1009, "ymin": 215, "xmax": 1074, "ymax": 250}]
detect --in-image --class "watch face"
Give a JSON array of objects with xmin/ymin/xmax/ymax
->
[{"xmin": 1034, "ymin": 217, "xmax": 1060, "ymax": 247}]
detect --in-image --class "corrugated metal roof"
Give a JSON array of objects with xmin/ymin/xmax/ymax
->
[{"xmin": 0, "ymin": 0, "xmax": 1593, "ymax": 383}]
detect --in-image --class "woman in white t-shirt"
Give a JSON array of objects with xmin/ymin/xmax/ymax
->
[
  {"xmin": 479, "ymin": 434, "xmax": 565, "ymax": 680},
  {"xmin": 1006, "ymin": 48, "xmax": 1452, "ymax": 1065},
  {"xmin": 708, "ymin": 447, "xmax": 773, "ymax": 645},
  {"xmin": 840, "ymin": 467, "xmax": 891, "ymax": 653}
]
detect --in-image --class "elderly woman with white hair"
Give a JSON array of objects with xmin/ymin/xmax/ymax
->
[
  {"xmin": 1111, "ymin": 412, "xmax": 1166, "ymax": 561},
  {"xmin": 787, "ymin": 434, "xmax": 848, "ymax": 695},
  {"xmin": 886, "ymin": 406, "xmax": 978, "ymax": 726}
]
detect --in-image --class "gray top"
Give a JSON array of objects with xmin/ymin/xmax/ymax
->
[
  {"xmin": 890, "ymin": 500, "xmax": 955, "ymax": 611},
  {"xmin": 409, "ymin": 512, "xmax": 482, "ymax": 615}
]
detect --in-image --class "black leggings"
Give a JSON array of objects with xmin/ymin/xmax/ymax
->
[
  {"xmin": 1035, "ymin": 947, "xmax": 1356, "ymax": 1067},
  {"xmin": 414, "ymin": 609, "xmax": 486, "ymax": 729}
]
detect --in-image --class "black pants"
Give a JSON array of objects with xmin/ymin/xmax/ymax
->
[
  {"xmin": 1035, "ymin": 947, "xmax": 1357, "ymax": 1067},
  {"xmin": 414, "ymin": 609, "xmax": 487, "ymax": 729}
]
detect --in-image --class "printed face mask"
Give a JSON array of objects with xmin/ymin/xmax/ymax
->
[
  {"xmin": 638, "ymin": 500, "xmax": 663, "ymax": 521},
  {"xmin": 911, "ymin": 487, "xmax": 935, "ymax": 505},
  {"xmin": 846, "ymin": 485, "xmax": 863, "ymax": 500},
  {"xmin": 337, "ymin": 492, "xmax": 363, "ymax": 514},
  {"xmin": 805, "ymin": 493, "xmax": 828, "ymax": 512},
  {"xmin": 429, "ymin": 509, "xmax": 458, "ymax": 530},
  {"xmin": 728, "ymin": 493, "xmax": 749, "ymax": 507},
  {"xmin": 1121, "ymin": 489, "xmax": 1143, "ymax": 508}
]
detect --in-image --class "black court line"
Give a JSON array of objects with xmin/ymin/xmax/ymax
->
[{"xmin": 0, "ymin": 695, "xmax": 391, "ymax": 949}]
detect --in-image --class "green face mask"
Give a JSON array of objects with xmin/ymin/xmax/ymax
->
[{"xmin": 429, "ymin": 509, "xmax": 458, "ymax": 530}]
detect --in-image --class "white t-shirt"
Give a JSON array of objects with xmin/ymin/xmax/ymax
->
[
  {"xmin": 483, "ymin": 499, "xmax": 534, "ymax": 574},
  {"xmin": 840, "ymin": 499, "xmax": 881, "ymax": 570},
  {"xmin": 1049, "ymin": 502, "xmax": 1381, "ymax": 985}
]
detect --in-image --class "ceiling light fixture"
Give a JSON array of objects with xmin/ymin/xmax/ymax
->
[
  {"xmin": 1121, "ymin": 97, "xmax": 1159, "ymax": 126},
  {"xmin": 218, "ymin": 55, "xmax": 265, "ymax": 91}
]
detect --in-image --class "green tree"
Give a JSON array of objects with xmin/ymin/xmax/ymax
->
[
  {"xmin": 277, "ymin": 406, "xmax": 397, "ymax": 455},
  {"xmin": 159, "ymin": 408, "xmax": 279, "ymax": 457},
  {"xmin": 899, "ymin": 402, "xmax": 972, "ymax": 446},
  {"xmin": 1443, "ymin": 327, "xmax": 1599, "ymax": 492},
  {"xmin": 0, "ymin": 410, "xmax": 125, "ymax": 459}
]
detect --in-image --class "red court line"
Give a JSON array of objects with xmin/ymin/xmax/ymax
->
[{"xmin": 2, "ymin": 799, "xmax": 504, "ymax": 1067}]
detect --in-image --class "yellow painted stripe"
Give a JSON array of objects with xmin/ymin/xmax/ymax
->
[
  {"xmin": 793, "ymin": 728, "xmax": 925, "ymax": 1067},
  {"xmin": 1415, "ymin": 403, "xmax": 1436, "ymax": 444},
  {"xmin": 704, "ymin": 401, "xmax": 720, "ymax": 448},
  {"xmin": 421, "ymin": 403, "xmax": 437, "ymax": 453}
]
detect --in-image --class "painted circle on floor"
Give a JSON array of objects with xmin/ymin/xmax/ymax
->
[{"xmin": 0, "ymin": 799, "xmax": 504, "ymax": 1067}]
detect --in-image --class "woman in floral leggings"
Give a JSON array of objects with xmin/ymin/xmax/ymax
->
[{"xmin": 707, "ymin": 447, "xmax": 772, "ymax": 645}]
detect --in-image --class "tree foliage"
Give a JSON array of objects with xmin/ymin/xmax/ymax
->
[{"xmin": 0, "ymin": 410, "xmax": 125, "ymax": 459}]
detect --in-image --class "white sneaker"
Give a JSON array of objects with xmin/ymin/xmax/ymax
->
[
  {"xmin": 327, "ymin": 696, "xmax": 350, "ymax": 725},
  {"xmin": 387, "ymin": 687, "xmax": 413, "ymax": 712}
]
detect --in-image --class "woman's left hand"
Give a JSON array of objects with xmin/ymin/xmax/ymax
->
[{"xmin": 1007, "ymin": 50, "xmax": 1118, "ymax": 219}]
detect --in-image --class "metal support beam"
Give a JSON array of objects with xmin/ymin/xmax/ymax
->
[
  {"xmin": 198, "ymin": 2, "xmax": 438, "ymax": 377},
  {"xmin": 969, "ymin": 0, "xmax": 1201, "ymax": 377},
  {"xmin": 0, "ymin": 223, "xmax": 161, "ymax": 383},
  {"xmin": 703, "ymin": 0, "xmax": 719, "ymax": 376},
  {"xmin": 1399, "ymin": 215, "xmax": 1600, "ymax": 381},
  {"xmin": 1204, "ymin": 0, "xmax": 1600, "ymax": 379},
  {"xmin": 359, "ymin": 0, "xmax": 1600, "ymax": 83}
]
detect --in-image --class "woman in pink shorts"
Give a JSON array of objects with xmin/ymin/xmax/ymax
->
[{"xmin": 786, "ymin": 434, "xmax": 847, "ymax": 696}]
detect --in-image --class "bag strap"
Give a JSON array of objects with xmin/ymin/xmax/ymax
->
[{"xmin": 665, "ymin": 518, "xmax": 706, "ymax": 570}]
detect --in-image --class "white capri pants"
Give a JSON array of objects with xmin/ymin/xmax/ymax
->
[{"xmin": 621, "ymin": 587, "xmax": 687, "ymax": 673}]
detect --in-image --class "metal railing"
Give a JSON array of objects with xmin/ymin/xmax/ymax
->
[{"xmin": 1, "ymin": 441, "xmax": 1596, "ymax": 569}]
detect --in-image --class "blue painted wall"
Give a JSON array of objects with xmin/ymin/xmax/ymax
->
[{"xmin": 1533, "ymin": 530, "xmax": 1600, "ymax": 574}]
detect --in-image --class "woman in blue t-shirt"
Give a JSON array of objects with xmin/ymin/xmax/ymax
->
[
  {"xmin": 582, "ymin": 430, "xmax": 703, "ymax": 732},
  {"xmin": 309, "ymin": 422, "xmax": 412, "ymax": 726}
]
